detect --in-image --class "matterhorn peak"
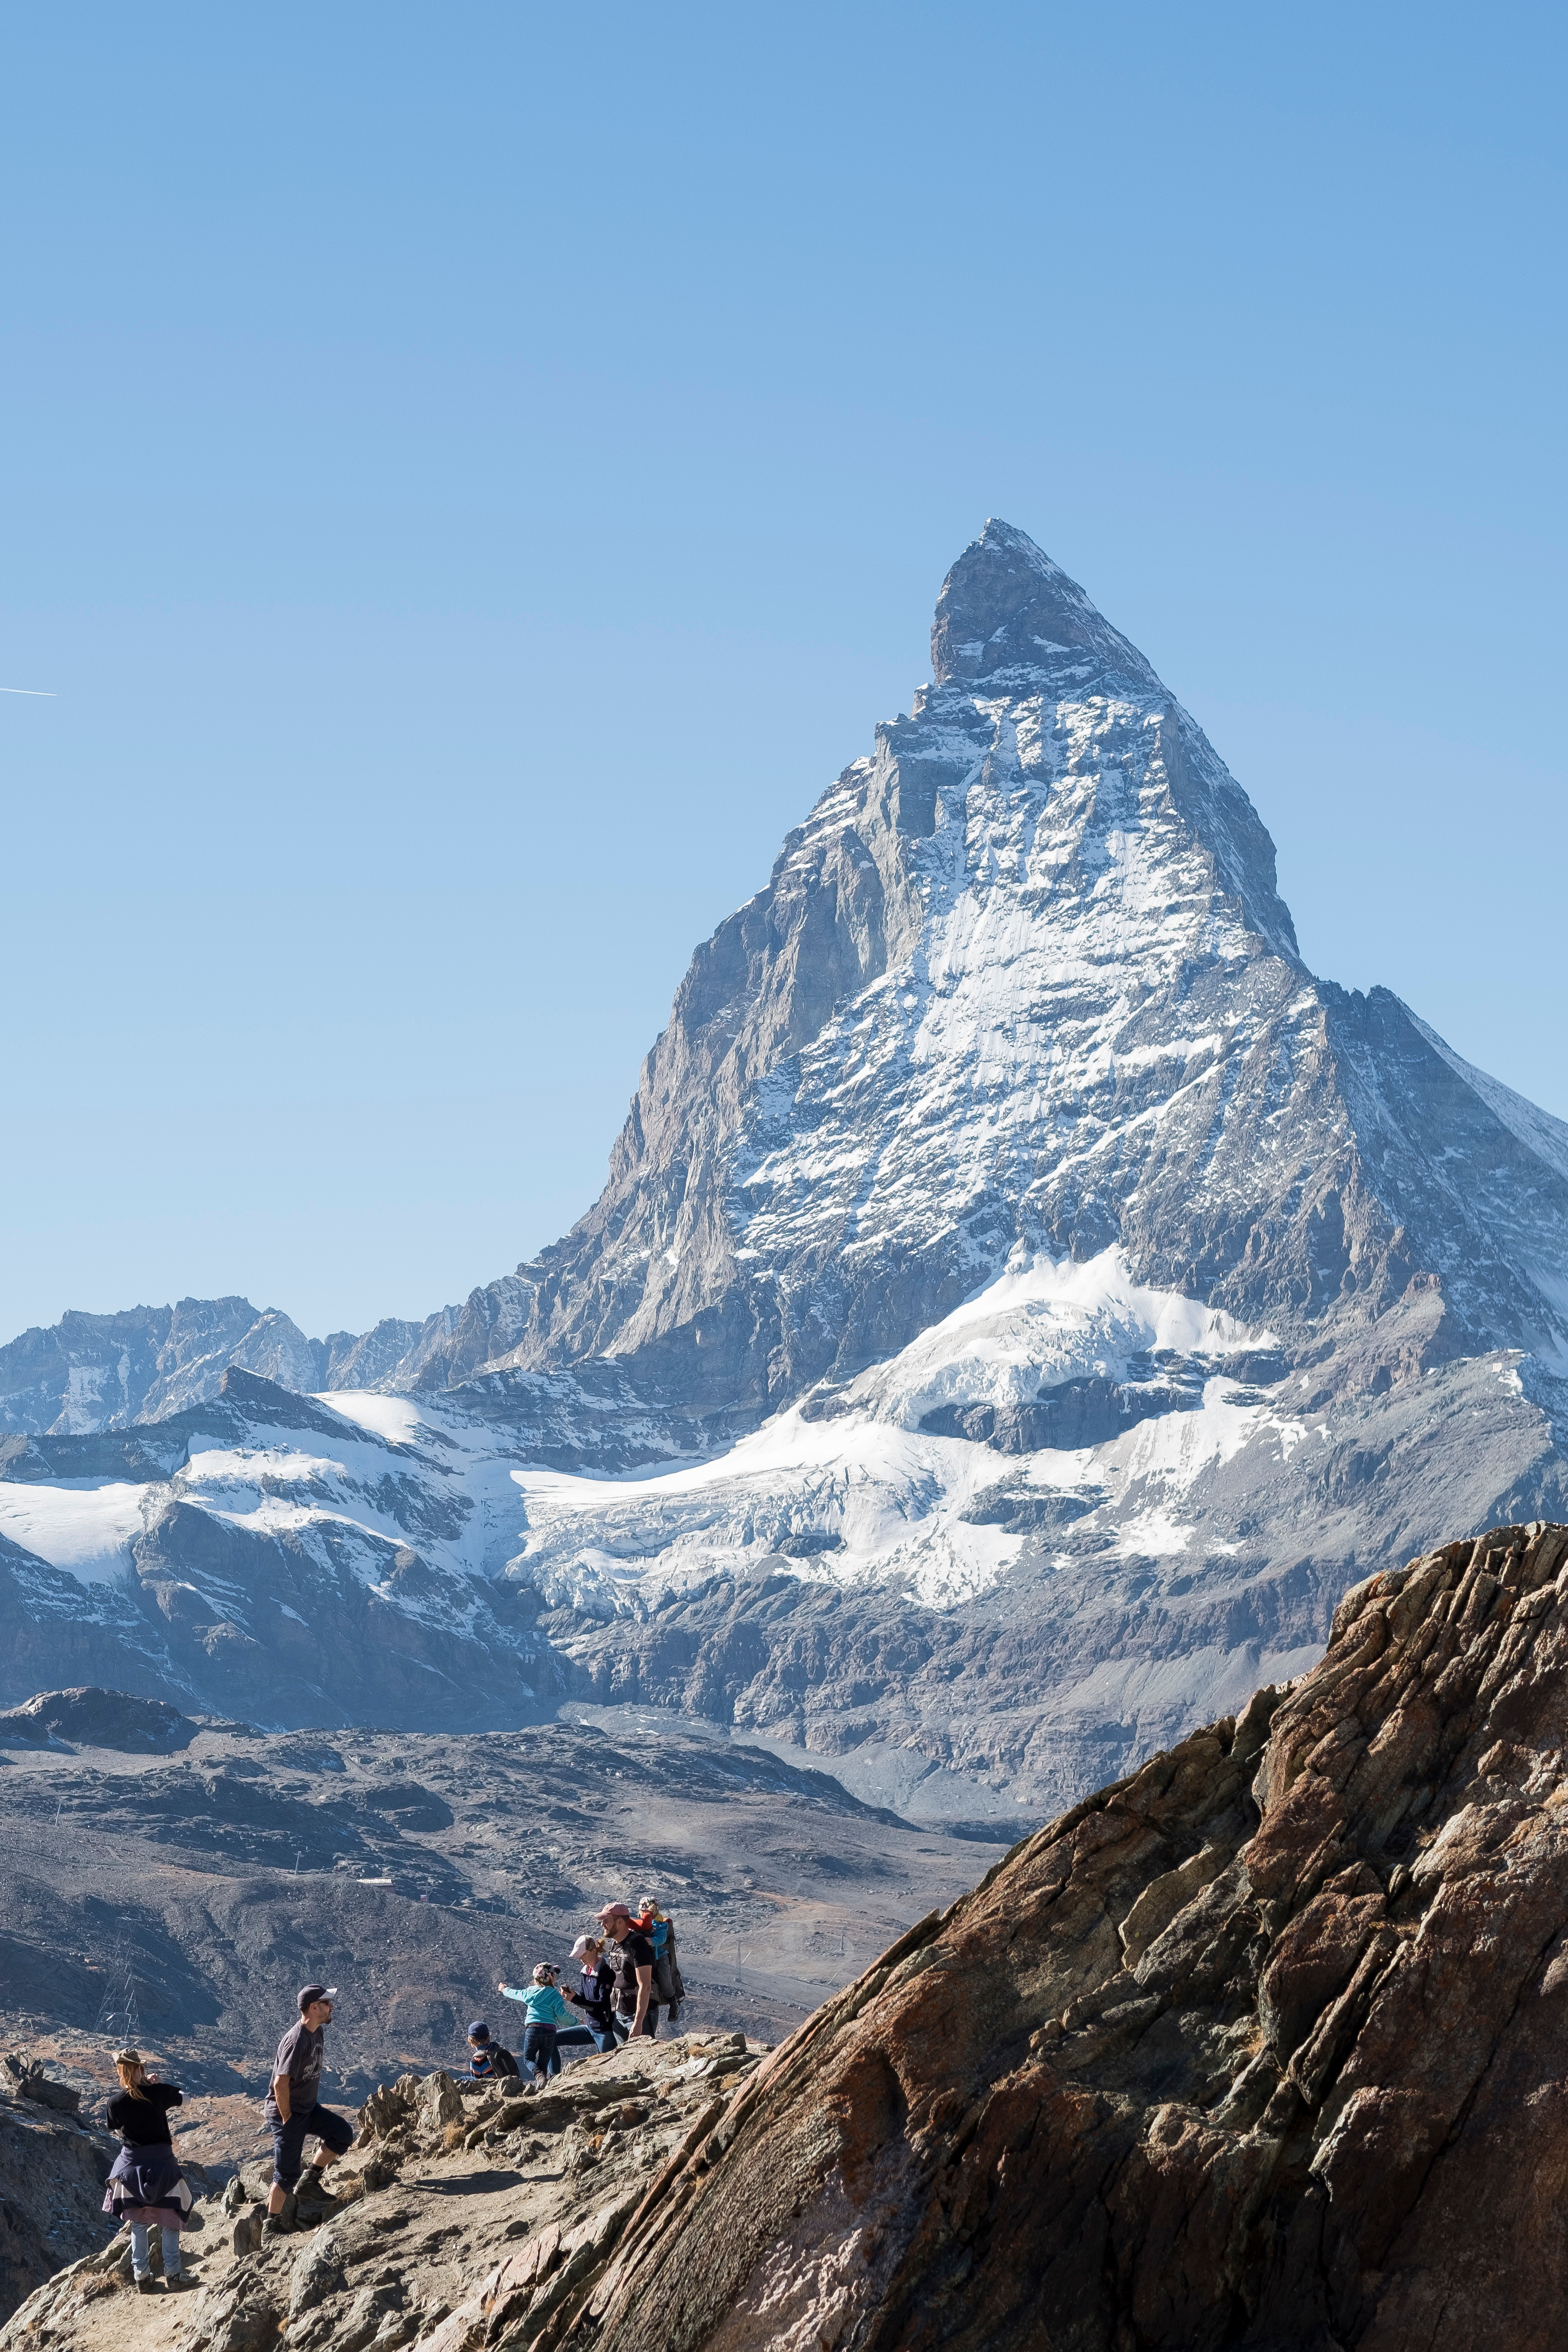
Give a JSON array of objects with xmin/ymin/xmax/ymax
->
[{"xmin": 930, "ymin": 516, "xmax": 1164, "ymax": 695}]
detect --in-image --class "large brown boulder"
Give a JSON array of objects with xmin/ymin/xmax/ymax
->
[{"xmin": 548, "ymin": 1519, "xmax": 1568, "ymax": 2352}]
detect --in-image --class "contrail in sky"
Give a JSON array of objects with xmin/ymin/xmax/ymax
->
[{"xmin": 0, "ymin": 686, "xmax": 54, "ymax": 695}]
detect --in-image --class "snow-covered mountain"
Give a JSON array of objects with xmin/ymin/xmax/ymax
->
[
  {"xmin": 9, "ymin": 520, "xmax": 1568, "ymax": 1815},
  {"xmin": 0, "ymin": 1298, "xmax": 424, "ymax": 1436}
]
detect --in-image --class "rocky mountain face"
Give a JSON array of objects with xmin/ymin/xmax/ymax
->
[
  {"xmin": 0, "ymin": 1371, "xmax": 566, "ymax": 1729},
  {"xmin": 14, "ymin": 1514, "xmax": 1568, "ymax": 2352},
  {"xmin": 9, "ymin": 522, "xmax": 1568, "ymax": 1809},
  {"xmin": 0, "ymin": 2059, "xmax": 118, "ymax": 2323},
  {"xmin": 0, "ymin": 1301, "xmax": 422, "ymax": 1439}
]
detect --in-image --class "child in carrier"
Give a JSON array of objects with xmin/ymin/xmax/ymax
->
[{"xmin": 633, "ymin": 1894, "xmax": 685, "ymax": 2027}]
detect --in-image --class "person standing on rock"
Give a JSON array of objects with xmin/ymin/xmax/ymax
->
[
  {"xmin": 596, "ymin": 1902, "xmax": 659, "ymax": 2038},
  {"xmin": 498, "ymin": 1965, "xmax": 596, "ymax": 2082},
  {"xmin": 103, "ymin": 2048, "xmax": 197, "ymax": 2293},
  {"xmin": 263, "ymin": 1986, "xmax": 355, "ymax": 2235}
]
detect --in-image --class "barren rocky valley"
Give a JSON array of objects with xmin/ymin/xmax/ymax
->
[{"xmin": 0, "ymin": 1686, "xmax": 1002, "ymax": 2098}]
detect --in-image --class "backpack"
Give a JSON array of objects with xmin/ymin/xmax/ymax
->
[
  {"xmin": 488, "ymin": 2043, "xmax": 521, "ymax": 2079},
  {"xmin": 652, "ymin": 1935, "xmax": 685, "ymax": 2013}
]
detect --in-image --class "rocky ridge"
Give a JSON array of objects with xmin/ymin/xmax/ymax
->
[
  {"xmin": 0, "ymin": 2032, "xmax": 767, "ymax": 2351},
  {"xmin": 0, "ymin": 2057, "xmax": 121, "ymax": 2323},
  {"xmin": 556, "ymin": 1514, "xmax": 1568, "ymax": 2351},
  {"xmin": 14, "ymin": 1514, "xmax": 1568, "ymax": 2350}
]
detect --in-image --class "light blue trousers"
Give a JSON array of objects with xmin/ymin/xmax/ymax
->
[{"xmin": 130, "ymin": 2221, "xmax": 181, "ymax": 2279}]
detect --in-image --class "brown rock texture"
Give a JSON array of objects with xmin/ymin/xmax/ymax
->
[
  {"xmin": 0, "ymin": 2060, "xmax": 117, "ymax": 2321},
  {"xmin": 0, "ymin": 2035, "xmax": 766, "ymax": 2352},
  {"xmin": 14, "ymin": 1518, "xmax": 1568, "ymax": 2352},
  {"xmin": 543, "ymin": 1518, "xmax": 1568, "ymax": 2352}
]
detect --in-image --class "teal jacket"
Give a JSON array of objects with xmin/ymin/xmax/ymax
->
[{"xmin": 500, "ymin": 1982, "xmax": 574, "ymax": 2030}]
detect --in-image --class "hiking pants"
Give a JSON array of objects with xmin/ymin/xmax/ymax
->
[
  {"xmin": 270, "ymin": 2103, "xmax": 355, "ymax": 2187},
  {"xmin": 522, "ymin": 2025, "xmax": 561, "ymax": 2079},
  {"xmin": 130, "ymin": 2223, "xmax": 181, "ymax": 2280},
  {"xmin": 554, "ymin": 2026, "xmax": 599, "ymax": 2060}
]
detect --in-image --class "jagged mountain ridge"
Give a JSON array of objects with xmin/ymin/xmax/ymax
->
[
  {"xmin": 8, "ymin": 523, "xmax": 1568, "ymax": 1813},
  {"xmin": 378, "ymin": 520, "xmax": 1568, "ymax": 1419},
  {"xmin": 0, "ymin": 1298, "xmax": 423, "ymax": 1439}
]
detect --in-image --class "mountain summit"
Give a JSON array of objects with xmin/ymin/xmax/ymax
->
[
  {"xmin": 5, "ymin": 524, "xmax": 1568, "ymax": 1810},
  {"xmin": 398, "ymin": 521, "xmax": 1565, "ymax": 1419}
]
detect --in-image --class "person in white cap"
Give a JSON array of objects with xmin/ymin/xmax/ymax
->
[
  {"xmin": 563, "ymin": 1935, "xmax": 621, "ymax": 2051},
  {"xmin": 263, "ymin": 1986, "xmax": 353, "ymax": 2234}
]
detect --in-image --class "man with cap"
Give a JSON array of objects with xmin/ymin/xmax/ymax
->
[
  {"xmin": 595, "ymin": 1904, "xmax": 659, "ymax": 2039},
  {"xmin": 263, "ymin": 1986, "xmax": 354, "ymax": 2234}
]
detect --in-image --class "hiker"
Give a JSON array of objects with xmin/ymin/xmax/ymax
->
[
  {"xmin": 634, "ymin": 1894, "xmax": 686, "ymax": 2026},
  {"xmin": 103, "ymin": 2048, "xmax": 198, "ymax": 2293},
  {"xmin": 497, "ymin": 1964, "xmax": 594, "ymax": 2084},
  {"xmin": 563, "ymin": 1935, "xmax": 621, "ymax": 2052},
  {"xmin": 465, "ymin": 2020, "xmax": 520, "ymax": 2084},
  {"xmin": 263, "ymin": 1985, "xmax": 355, "ymax": 2234},
  {"xmin": 596, "ymin": 1902, "xmax": 659, "ymax": 2038}
]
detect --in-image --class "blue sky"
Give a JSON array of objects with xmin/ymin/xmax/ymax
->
[{"xmin": 4, "ymin": 1, "xmax": 1564, "ymax": 1344}]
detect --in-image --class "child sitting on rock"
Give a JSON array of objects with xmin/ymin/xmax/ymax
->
[{"xmin": 464, "ymin": 2020, "xmax": 519, "ymax": 2084}]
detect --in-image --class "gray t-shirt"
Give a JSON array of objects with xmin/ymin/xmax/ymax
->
[{"xmin": 266, "ymin": 2021, "xmax": 324, "ymax": 2117}]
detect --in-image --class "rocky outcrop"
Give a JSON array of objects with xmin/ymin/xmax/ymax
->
[
  {"xmin": 0, "ymin": 1690, "xmax": 192, "ymax": 1752},
  {"xmin": 0, "ymin": 2035, "xmax": 768, "ymax": 2351},
  {"xmin": 0, "ymin": 2061, "xmax": 117, "ymax": 2321},
  {"xmin": 535, "ymin": 1518, "xmax": 1568, "ymax": 2351},
  {"xmin": 12, "ymin": 1521, "xmax": 1568, "ymax": 2348}
]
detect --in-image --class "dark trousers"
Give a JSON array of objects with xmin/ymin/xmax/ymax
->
[
  {"xmin": 522, "ymin": 2025, "xmax": 561, "ymax": 2079},
  {"xmin": 270, "ymin": 2103, "xmax": 354, "ymax": 2188},
  {"xmin": 615, "ymin": 2006, "xmax": 661, "ymax": 2040}
]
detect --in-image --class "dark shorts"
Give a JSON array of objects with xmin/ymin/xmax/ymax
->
[{"xmin": 270, "ymin": 2104, "xmax": 354, "ymax": 2187}]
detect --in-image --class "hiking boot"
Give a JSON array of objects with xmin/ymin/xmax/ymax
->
[
  {"xmin": 163, "ymin": 2275, "xmax": 193, "ymax": 2291},
  {"xmin": 263, "ymin": 2215, "xmax": 295, "ymax": 2239},
  {"xmin": 135, "ymin": 2275, "xmax": 156, "ymax": 2294}
]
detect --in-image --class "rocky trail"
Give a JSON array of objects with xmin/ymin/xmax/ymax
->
[
  {"xmin": 1, "ymin": 2031, "xmax": 768, "ymax": 2352},
  {"xmin": 13, "ymin": 1515, "xmax": 1568, "ymax": 2348}
]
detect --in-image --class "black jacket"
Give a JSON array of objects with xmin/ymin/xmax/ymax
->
[{"xmin": 568, "ymin": 1958, "xmax": 617, "ymax": 2030}]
